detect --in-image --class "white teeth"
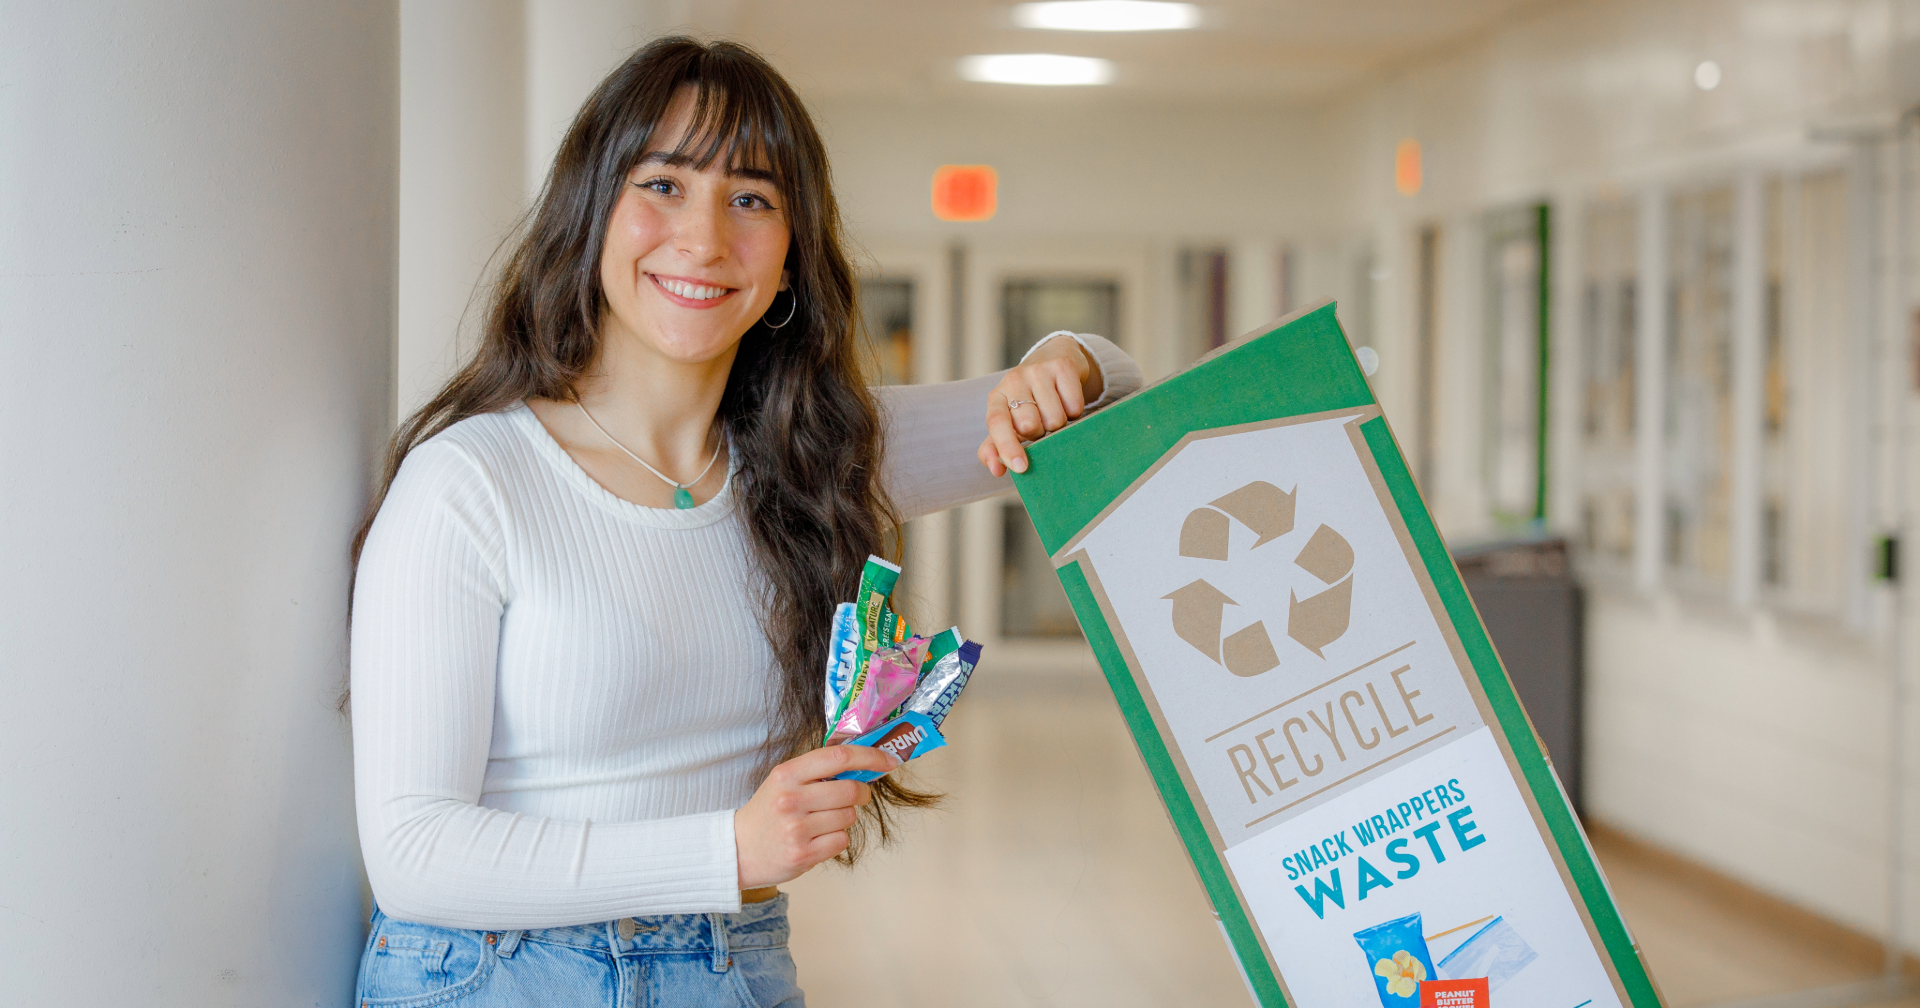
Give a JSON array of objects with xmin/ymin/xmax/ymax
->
[{"xmin": 657, "ymin": 277, "xmax": 726, "ymax": 300}]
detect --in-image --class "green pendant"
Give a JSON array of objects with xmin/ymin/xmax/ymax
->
[{"xmin": 673, "ymin": 486, "xmax": 696, "ymax": 509}]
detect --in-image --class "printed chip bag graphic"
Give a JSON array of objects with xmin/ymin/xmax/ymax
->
[{"xmin": 1355, "ymin": 913, "xmax": 1437, "ymax": 1005}]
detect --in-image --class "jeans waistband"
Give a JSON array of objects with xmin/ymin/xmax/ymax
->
[{"xmin": 494, "ymin": 892, "xmax": 789, "ymax": 963}]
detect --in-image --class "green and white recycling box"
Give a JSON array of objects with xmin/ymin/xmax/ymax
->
[{"xmin": 1009, "ymin": 303, "xmax": 1662, "ymax": 1008}]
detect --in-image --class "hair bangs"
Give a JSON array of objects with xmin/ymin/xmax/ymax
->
[{"xmin": 659, "ymin": 63, "xmax": 796, "ymax": 199}]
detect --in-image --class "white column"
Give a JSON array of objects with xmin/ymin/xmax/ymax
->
[
  {"xmin": 1434, "ymin": 213, "xmax": 1488, "ymax": 536},
  {"xmin": 1228, "ymin": 237, "xmax": 1279, "ymax": 339},
  {"xmin": 524, "ymin": 0, "xmax": 675, "ymax": 198},
  {"xmin": 1365, "ymin": 221, "xmax": 1415, "ymax": 432},
  {"xmin": 1728, "ymin": 171, "xmax": 1766, "ymax": 610},
  {"xmin": 1846, "ymin": 141, "xmax": 1881, "ymax": 630},
  {"xmin": 1547, "ymin": 192, "xmax": 1585, "ymax": 534},
  {"xmin": 0, "ymin": 4, "xmax": 395, "ymax": 1005},
  {"xmin": 1634, "ymin": 187, "xmax": 1669, "ymax": 593},
  {"xmin": 400, "ymin": 0, "xmax": 527, "ymax": 418}
]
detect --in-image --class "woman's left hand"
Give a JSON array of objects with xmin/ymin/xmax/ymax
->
[{"xmin": 977, "ymin": 335, "xmax": 1104, "ymax": 477}]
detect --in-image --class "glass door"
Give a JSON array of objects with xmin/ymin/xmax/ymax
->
[
  {"xmin": 1483, "ymin": 203, "xmax": 1552, "ymax": 531},
  {"xmin": 855, "ymin": 239, "xmax": 955, "ymax": 627},
  {"xmin": 956, "ymin": 238, "xmax": 1154, "ymax": 672},
  {"xmin": 997, "ymin": 278, "xmax": 1119, "ymax": 642}
]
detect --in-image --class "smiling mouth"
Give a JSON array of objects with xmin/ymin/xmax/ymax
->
[{"xmin": 649, "ymin": 274, "xmax": 736, "ymax": 302}]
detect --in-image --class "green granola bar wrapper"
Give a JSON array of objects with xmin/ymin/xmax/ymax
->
[{"xmin": 823, "ymin": 556, "xmax": 912, "ymax": 744}]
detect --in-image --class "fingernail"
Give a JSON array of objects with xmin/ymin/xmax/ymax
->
[{"xmin": 1011, "ymin": 457, "xmax": 1028, "ymax": 473}]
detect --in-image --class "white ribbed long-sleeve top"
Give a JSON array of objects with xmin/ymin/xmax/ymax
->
[{"xmin": 351, "ymin": 333, "xmax": 1141, "ymax": 930}]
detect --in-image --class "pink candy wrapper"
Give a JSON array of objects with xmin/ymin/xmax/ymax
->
[{"xmin": 828, "ymin": 635, "xmax": 927, "ymax": 743}]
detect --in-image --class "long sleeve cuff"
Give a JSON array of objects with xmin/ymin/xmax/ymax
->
[
  {"xmin": 1020, "ymin": 330, "xmax": 1145, "ymax": 411},
  {"xmin": 362, "ymin": 804, "xmax": 745, "ymax": 930}
]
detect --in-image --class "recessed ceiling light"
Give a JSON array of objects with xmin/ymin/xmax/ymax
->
[
  {"xmin": 1012, "ymin": 1, "xmax": 1201, "ymax": 31},
  {"xmin": 957, "ymin": 53, "xmax": 1116, "ymax": 86},
  {"xmin": 1694, "ymin": 60, "xmax": 1721, "ymax": 90}
]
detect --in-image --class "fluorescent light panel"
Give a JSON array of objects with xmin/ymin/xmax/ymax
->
[
  {"xmin": 957, "ymin": 53, "xmax": 1115, "ymax": 86},
  {"xmin": 1012, "ymin": 1, "xmax": 1200, "ymax": 32}
]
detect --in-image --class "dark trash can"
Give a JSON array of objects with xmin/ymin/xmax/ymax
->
[{"xmin": 1453, "ymin": 536, "xmax": 1585, "ymax": 815}]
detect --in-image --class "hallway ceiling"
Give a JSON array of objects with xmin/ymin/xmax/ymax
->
[{"xmin": 705, "ymin": 0, "xmax": 1561, "ymax": 105}]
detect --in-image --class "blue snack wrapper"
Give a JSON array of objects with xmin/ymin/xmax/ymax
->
[
  {"xmin": 904, "ymin": 639, "xmax": 981, "ymax": 729},
  {"xmin": 830, "ymin": 710, "xmax": 947, "ymax": 781},
  {"xmin": 822, "ymin": 602, "xmax": 859, "ymax": 720},
  {"xmin": 1353, "ymin": 912, "xmax": 1436, "ymax": 1006}
]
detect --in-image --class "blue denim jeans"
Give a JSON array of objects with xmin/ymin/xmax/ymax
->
[{"xmin": 355, "ymin": 896, "xmax": 804, "ymax": 1007}]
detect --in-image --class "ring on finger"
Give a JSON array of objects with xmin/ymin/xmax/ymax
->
[{"xmin": 1007, "ymin": 399, "xmax": 1037, "ymax": 410}]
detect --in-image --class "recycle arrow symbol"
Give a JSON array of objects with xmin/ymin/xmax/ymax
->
[
  {"xmin": 1162, "ymin": 579, "xmax": 1283, "ymax": 678},
  {"xmin": 1179, "ymin": 481, "xmax": 1296, "ymax": 559},
  {"xmin": 1163, "ymin": 480, "xmax": 1357, "ymax": 674}
]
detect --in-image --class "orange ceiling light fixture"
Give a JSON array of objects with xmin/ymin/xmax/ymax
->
[
  {"xmin": 1394, "ymin": 138, "xmax": 1422, "ymax": 196},
  {"xmin": 932, "ymin": 164, "xmax": 998, "ymax": 221}
]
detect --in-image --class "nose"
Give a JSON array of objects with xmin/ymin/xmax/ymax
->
[{"xmin": 674, "ymin": 194, "xmax": 728, "ymax": 265}]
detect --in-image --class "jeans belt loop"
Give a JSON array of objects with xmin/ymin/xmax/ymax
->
[
  {"xmin": 707, "ymin": 912, "xmax": 732, "ymax": 972},
  {"xmin": 494, "ymin": 930, "xmax": 524, "ymax": 958}
]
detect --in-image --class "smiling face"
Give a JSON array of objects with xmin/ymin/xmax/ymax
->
[{"xmin": 597, "ymin": 87, "xmax": 792, "ymax": 369}]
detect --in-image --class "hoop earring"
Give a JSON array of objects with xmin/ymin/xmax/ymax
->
[{"xmin": 763, "ymin": 291, "xmax": 798, "ymax": 329}]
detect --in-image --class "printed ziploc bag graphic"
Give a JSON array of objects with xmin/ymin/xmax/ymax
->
[
  {"xmin": 1007, "ymin": 302, "xmax": 1663, "ymax": 1008},
  {"xmin": 1438, "ymin": 916, "xmax": 1537, "ymax": 991},
  {"xmin": 1354, "ymin": 913, "xmax": 1435, "ymax": 1005}
]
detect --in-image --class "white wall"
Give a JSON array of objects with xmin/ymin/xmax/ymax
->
[
  {"xmin": 1588, "ymin": 596, "xmax": 1899, "ymax": 939},
  {"xmin": 399, "ymin": 0, "xmax": 528, "ymax": 418},
  {"xmin": 814, "ymin": 96, "xmax": 1351, "ymax": 243},
  {"xmin": 398, "ymin": 0, "xmax": 689, "ymax": 420},
  {"xmin": 525, "ymin": 0, "xmax": 682, "ymax": 194},
  {"xmin": 0, "ymin": 3, "xmax": 396, "ymax": 1004}
]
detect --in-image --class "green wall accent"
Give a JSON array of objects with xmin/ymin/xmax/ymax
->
[{"xmin": 1535, "ymin": 201, "xmax": 1553, "ymax": 523}]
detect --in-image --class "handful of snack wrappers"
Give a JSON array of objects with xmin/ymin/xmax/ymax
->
[{"xmin": 823, "ymin": 555, "xmax": 983, "ymax": 782}]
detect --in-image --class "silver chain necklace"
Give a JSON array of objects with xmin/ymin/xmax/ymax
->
[{"xmin": 576, "ymin": 402, "xmax": 720, "ymax": 509}]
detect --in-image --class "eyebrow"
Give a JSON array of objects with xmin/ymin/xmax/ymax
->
[{"xmin": 636, "ymin": 150, "xmax": 778, "ymax": 184}]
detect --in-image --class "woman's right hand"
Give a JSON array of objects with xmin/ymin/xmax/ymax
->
[{"xmin": 733, "ymin": 744, "xmax": 898, "ymax": 888}]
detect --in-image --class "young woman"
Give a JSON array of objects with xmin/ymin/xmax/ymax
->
[{"xmin": 350, "ymin": 38, "xmax": 1141, "ymax": 1007}]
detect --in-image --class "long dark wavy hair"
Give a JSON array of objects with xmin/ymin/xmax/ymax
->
[{"xmin": 352, "ymin": 36, "xmax": 935, "ymax": 861}]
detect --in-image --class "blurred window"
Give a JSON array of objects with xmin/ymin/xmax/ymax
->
[
  {"xmin": 1176, "ymin": 246, "xmax": 1228, "ymax": 368},
  {"xmin": 857, "ymin": 278, "xmax": 914, "ymax": 386},
  {"xmin": 1000, "ymin": 277, "xmax": 1118, "ymax": 639},
  {"xmin": 1762, "ymin": 180, "xmax": 1787, "ymax": 589},
  {"xmin": 1579, "ymin": 199, "xmax": 1637, "ymax": 564},
  {"xmin": 1483, "ymin": 204, "xmax": 1548, "ymax": 528},
  {"xmin": 1415, "ymin": 225, "xmax": 1441, "ymax": 490},
  {"xmin": 857, "ymin": 277, "xmax": 918, "ymax": 602},
  {"xmin": 1001, "ymin": 278, "xmax": 1118, "ymax": 370},
  {"xmin": 1663, "ymin": 186, "xmax": 1735, "ymax": 588},
  {"xmin": 1768, "ymin": 169, "xmax": 1850, "ymax": 617}
]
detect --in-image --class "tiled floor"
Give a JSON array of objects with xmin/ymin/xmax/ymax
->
[{"xmin": 784, "ymin": 672, "xmax": 1915, "ymax": 1007}]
